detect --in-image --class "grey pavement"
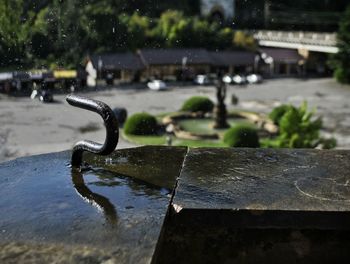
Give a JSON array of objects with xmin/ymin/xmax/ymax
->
[{"xmin": 0, "ymin": 78, "xmax": 349, "ymax": 163}]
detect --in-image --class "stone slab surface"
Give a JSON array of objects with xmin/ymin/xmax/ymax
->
[
  {"xmin": 154, "ymin": 148, "xmax": 350, "ymax": 263},
  {"xmin": 2, "ymin": 146, "xmax": 350, "ymax": 263},
  {"xmin": 85, "ymin": 146, "xmax": 187, "ymax": 190},
  {"xmin": 172, "ymin": 148, "xmax": 350, "ymax": 229},
  {"xmin": 0, "ymin": 146, "xmax": 187, "ymax": 263}
]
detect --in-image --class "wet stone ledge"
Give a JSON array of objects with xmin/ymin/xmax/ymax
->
[
  {"xmin": 1, "ymin": 147, "xmax": 350, "ymax": 263},
  {"xmin": 0, "ymin": 146, "xmax": 187, "ymax": 264},
  {"xmin": 155, "ymin": 148, "xmax": 350, "ymax": 264}
]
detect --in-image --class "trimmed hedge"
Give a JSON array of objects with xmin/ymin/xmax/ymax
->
[
  {"xmin": 181, "ymin": 96, "xmax": 214, "ymax": 113},
  {"xmin": 124, "ymin": 112, "xmax": 158, "ymax": 135},
  {"xmin": 223, "ymin": 125, "xmax": 260, "ymax": 148}
]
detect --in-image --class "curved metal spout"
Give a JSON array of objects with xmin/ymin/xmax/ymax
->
[{"xmin": 66, "ymin": 94, "xmax": 119, "ymax": 167}]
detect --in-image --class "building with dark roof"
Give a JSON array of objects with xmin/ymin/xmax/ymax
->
[
  {"xmin": 90, "ymin": 52, "xmax": 144, "ymax": 71},
  {"xmin": 209, "ymin": 51, "xmax": 257, "ymax": 74},
  {"xmin": 138, "ymin": 49, "xmax": 213, "ymax": 80},
  {"xmin": 88, "ymin": 52, "xmax": 145, "ymax": 84},
  {"xmin": 259, "ymin": 48, "xmax": 305, "ymax": 76},
  {"xmin": 85, "ymin": 47, "xmax": 308, "ymax": 85},
  {"xmin": 139, "ymin": 49, "xmax": 212, "ymax": 66}
]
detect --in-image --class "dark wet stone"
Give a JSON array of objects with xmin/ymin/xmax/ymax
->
[
  {"xmin": 0, "ymin": 146, "xmax": 187, "ymax": 263},
  {"xmin": 172, "ymin": 148, "xmax": 350, "ymax": 229},
  {"xmin": 155, "ymin": 227, "xmax": 350, "ymax": 264},
  {"xmin": 85, "ymin": 146, "xmax": 188, "ymax": 190},
  {"xmin": 2, "ymin": 146, "xmax": 350, "ymax": 263},
  {"xmin": 154, "ymin": 148, "xmax": 350, "ymax": 264}
]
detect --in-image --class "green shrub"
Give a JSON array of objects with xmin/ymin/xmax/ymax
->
[
  {"xmin": 319, "ymin": 138, "xmax": 337, "ymax": 149},
  {"xmin": 181, "ymin": 96, "xmax": 214, "ymax": 113},
  {"xmin": 223, "ymin": 125, "xmax": 260, "ymax": 148},
  {"xmin": 278, "ymin": 103, "xmax": 322, "ymax": 148},
  {"xmin": 267, "ymin": 102, "xmax": 336, "ymax": 149},
  {"xmin": 124, "ymin": 113, "xmax": 158, "ymax": 135},
  {"xmin": 269, "ymin": 104, "xmax": 292, "ymax": 125}
]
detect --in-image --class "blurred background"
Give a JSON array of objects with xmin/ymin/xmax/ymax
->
[{"xmin": 1, "ymin": 0, "xmax": 350, "ymax": 162}]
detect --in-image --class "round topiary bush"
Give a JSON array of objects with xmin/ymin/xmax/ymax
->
[
  {"xmin": 223, "ymin": 125, "xmax": 260, "ymax": 148},
  {"xmin": 124, "ymin": 112, "xmax": 158, "ymax": 135},
  {"xmin": 181, "ymin": 96, "xmax": 214, "ymax": 113},
  {"xmin": 269, "ymin": 104, "xmax": 292, "ymax": 125}
]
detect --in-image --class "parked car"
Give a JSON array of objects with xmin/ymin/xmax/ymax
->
[
  {"xmin": 147, "ymin": 80, "xmax": 167, "ymax": 91},
  {"xmin": 194, "ymin": 75, "xmax": 210, "ymax": 85},
  {"xmin": 232, "ymin": 74, "xmax": 247, "ymax": 85},
  {"xmin": 246, "ymin": 74, "xmax": 263, "ymax": 84},
  {"xmin": 222, "ymin": 75, "xmax": 232, "ymax": 84}
]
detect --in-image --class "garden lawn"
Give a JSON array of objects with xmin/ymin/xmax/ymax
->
[
  {"xmin": 122, "ymin": 131, "xmax": 227, "ymax": 148},
  {"xmin": 178, "ymin": 118, "xmax": 253, "ymax": 135}
]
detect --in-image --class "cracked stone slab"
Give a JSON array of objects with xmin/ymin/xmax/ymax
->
[
  {"xmin": 171, "ymin": 148, "xmax": 350, "ymax": 230},
  {"xmin": 153, "ymin": 148, "xmax": 350, "ymax": 264}
]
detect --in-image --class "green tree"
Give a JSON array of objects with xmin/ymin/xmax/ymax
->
[
  {"xmin": 119, "ymin": 12, "xmax": 151, "ymax": 50},
  {"xmin": 153, "ymin": 10, "xmax": 235, "ymax": 49},
  {"xmin": 45, "ymin": 0, "xmax": 88, "ymax": 67},
  {"xmin": 233, "ymin": 31, "xmax": 257, "ymax": 51},
  {"xmin": 0, "ymin": 1, "xmax": 252, "ymax": 69},
  {"xmin": 153, "ymin": 10, "xmax": 184, "ymax": 45},
  {"xmin": 216, "ymin": 27, "xmax": 235, "ymax": 50},
  {"xmin": 0, "ymin": 0, "xmax": 33, "ymax": 67},
  {"xmin": 0, "ymin": 0, "xmax": 30, "ymax": 45},
  {"xmin": 81, "ymin": 0, "xmax": 127, "ymax": 53},
  {"xmin": 168, "ymin": 17, "xmax": 193, "ymax": 47},
  {"xmin": 28, "ymin": 7, "xmax": 55, "ymax": 66},
  {"xmin": 332, "ymin": 5, "xmax": 350, "ymax": 83}
]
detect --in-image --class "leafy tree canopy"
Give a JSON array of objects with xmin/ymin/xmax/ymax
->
[{"xmin": 0, "ymin": 0, "xmax": 253, "ymax": 69}]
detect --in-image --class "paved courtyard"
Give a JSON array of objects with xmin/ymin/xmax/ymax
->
[{"xmin": 1, "ymin": 78, "xmax": 350, "ymax": 162}]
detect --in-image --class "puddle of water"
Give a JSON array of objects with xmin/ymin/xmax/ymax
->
[{"xmin": 0, "ymin": 146, "xmax": 187, "ymax": 261}]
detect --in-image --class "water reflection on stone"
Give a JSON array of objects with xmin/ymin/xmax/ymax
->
[
  {"xmin": 71, "ymin": 166, "xmax": 172, "ymax": 225},
  {"xmin": 0, "ymin": 147, "xmax": 189, "ymax": 262},
  {"xmin": 71, "ymin": 168, "xmax": 118, "ymax": 225}
]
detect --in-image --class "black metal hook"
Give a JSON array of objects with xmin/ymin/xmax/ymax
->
[{"xmin": 66, "ymin": 94, "xmax": 119, "ymax": 167}]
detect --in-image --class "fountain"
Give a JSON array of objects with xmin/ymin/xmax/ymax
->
[{"xmin": 213, "ymin": 72, "xmax": 229, "ymax": 129}]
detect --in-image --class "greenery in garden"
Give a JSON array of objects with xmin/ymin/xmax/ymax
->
[
  {"xmin": 264, "ymin": 102, "xmax": 336, "ymax": 149},
  {"xmin": 223, "ymin": 125, "xmax": 260, "ymax": 148},
  {"xmin": 233, "ymin": 31, "xmax": 257, "ymax": 51},
  {"xmin": 269, "ymin": 104, "xmax": 293, "ymax": 125},
  {"xmin": 124, "ymin": 112, "xmax": 158, "ymax": 135},
  {"xmin": 0, "ymin": 0, "xmax": 254, "ymax": 70},
  {"xmin": 121, "ymin": 99, "xmax": 336, "ymax": 150},
  {"xmin": 181, "ymin": 96, "xmax": 214, "ymax": 113},
  {"xmin": 332, "ymin": 4, "xmax": 350, "ymax": 84},
  {"xmin": 124, "ymin": 133, "xmax": 227, "ymax": 148}
]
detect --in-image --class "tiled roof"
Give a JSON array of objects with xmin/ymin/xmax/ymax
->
[
  {"xmin": 89, "ymin": 49, "xmax": 262, "ymax": 70},
  {"xmin": 138, "ymin": 49, "xmax": 212, "ymax": 65},
  {"xmin": 209, "ymin": 51, "xmax": 256, "ymax": 66},
  {"xmin": 90, "ymin": 52, "xmax": 144, "ymax": 71}
]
